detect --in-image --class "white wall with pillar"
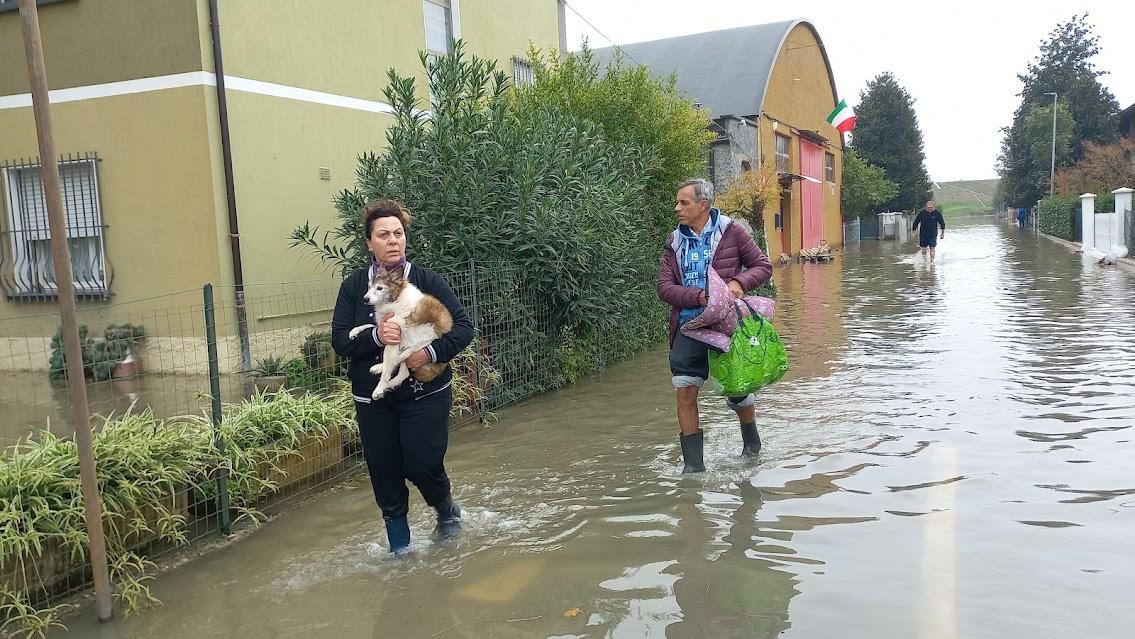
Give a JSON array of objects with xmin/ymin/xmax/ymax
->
[{"xmin": 1080, "ymin": 187, "xmax": 1133, "ymax": 262}]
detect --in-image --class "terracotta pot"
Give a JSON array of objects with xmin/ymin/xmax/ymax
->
[
  {"xmin": 253, "ymin": 375, "xmax": 287, "ymax": 394},
  {"xmin": 111, "ymin": 353, "xmax": 143, "ymax": 379}
]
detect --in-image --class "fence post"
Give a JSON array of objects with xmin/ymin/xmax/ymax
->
[
  {"xmin": 203, "ymin": 283, "xmax": 232, "ymax": 535},
  {"xmin": 1080, "ymin": 193, "xmax": 1096, "ymax": 255},
  {"xmin": 1113, "ymin": 187, "xmax": 1133, "ymax": 256},
  {"xmin": 467, "ymin": 259, "xmax": 487, "ymax": 423}
]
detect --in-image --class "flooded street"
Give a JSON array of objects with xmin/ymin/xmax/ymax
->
[{"xmin": 61, "ymin": 220, "xmax": 1135, "ymax": 638}]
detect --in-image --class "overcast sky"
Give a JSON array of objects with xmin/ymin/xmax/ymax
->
[{"xmin": 562, "ymin": 0, "xmax": 1135, "ymax": 182}]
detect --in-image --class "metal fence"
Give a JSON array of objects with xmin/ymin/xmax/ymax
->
[
  {"xmin": 0, "ymin": 258, "xmax": 666, "ymax": 621},
  {"xmin": 842, "ymin": 219, "xmax": 861, "ymax": 246}
]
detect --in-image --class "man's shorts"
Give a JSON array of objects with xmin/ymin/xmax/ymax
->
[
  {"xmin": 669, "ymin": 332, "xmax": 711, "ymax": 388},
  {"xmin": 919, "ymin": 235, "xmax": 938, "ymax": 248},
  {"xmin": 670, "ymin": 332, "xmax": 754, "ymax": 408}
]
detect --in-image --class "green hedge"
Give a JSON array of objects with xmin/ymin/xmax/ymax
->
[
  {"xmin": 1037, "ymin": 194, "xmax": 1118, "ymax": 242},
  {"xmin": 1037, "ymin": 196, "xmax": 1078, "ymax": 240}
]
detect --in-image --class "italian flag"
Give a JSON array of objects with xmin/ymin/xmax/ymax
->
[{"xmin": 827, "ymin": 99, "xmax": 856, "ymax": 133}]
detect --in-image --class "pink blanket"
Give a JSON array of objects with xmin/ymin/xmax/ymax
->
[{"xmin": 680, "ymin": 268, "xmax": 776, "ymax": 352}]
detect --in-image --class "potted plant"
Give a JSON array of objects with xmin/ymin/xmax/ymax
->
[
  {"xmin": 300, "ymin": 330, "xmax": 343, "ymax": 375},
  {"xmin": 0, "ymin": 408, "xmax": 212, "ymax": 628},
  {"xmin": 192, "ymin": 387, "xmax": 352, "ymax": 517},
  {"xmin": 248, "ymin": 355, "xmax": 288, "ymax": 393},
  {"xmin": 46, "ymin": 324, "xmax": 148, "ymax": 382},
  {"xmin": 105, "ymin": 323, "xmax": 147, "ymax": 379}
]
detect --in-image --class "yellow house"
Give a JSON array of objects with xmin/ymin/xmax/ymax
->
[
  {"xmin": 592, "ymin": 19, "xmax": 844, "ymax": 258},
  {"xmin": 0, "ymin": 0, "xmax": 562, "ymax": 340}
]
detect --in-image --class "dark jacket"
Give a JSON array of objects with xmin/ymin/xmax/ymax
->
[
  {"xmin": 912, "ymin": 209, "xmax": 946, "ymax": 238},
  {"xmin": 657, "ymin": 212, "xmax": 772, "ymax": 345},
  {"xmin": 331, "ymin": 263, "xmax": 475, "ymax": 403}
]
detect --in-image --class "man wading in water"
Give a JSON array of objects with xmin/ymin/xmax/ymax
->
[
  {"xmin": 913, "ymin": 200, "xmax": 946, "ymax": 260},
  {"xmin": 656, "ymin": 179, "xmax": 772, "ymax": 473}
]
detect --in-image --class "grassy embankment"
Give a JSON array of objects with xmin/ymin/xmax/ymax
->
[{"xmin": 933, "ymin": 179, "xmax": 999, "ymax": 216}]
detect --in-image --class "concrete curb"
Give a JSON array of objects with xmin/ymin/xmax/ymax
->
[{"xmin": 1035, "ymin": 230, "xmax": 1135, "ymax": 271}]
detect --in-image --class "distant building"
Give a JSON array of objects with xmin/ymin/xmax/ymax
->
[
  {"xmin": 1120, "ymin": 103, "xmax": 1135, "ymax": 172},
  {"xmin": 593, "ymin": 19, "xmax": 845, "ymax": 256}
]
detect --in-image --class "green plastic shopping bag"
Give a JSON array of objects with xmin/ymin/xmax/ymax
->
[{"xmin": 708, "ymin": 299, "xmax": 789, "ymax": 396}]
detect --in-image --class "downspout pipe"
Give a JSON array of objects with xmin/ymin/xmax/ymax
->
[
  {"xmin": 557, "ymin": 1, "xmax": 568, "ymax": 56},
  {"xmin": 208, "ymin": 0, "xmax": 251, "ymax": 371}
]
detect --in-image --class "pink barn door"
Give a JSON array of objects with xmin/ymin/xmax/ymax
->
[{"xmin": 800, "ymin": 140, "xmax": 824, "ymax": 250}]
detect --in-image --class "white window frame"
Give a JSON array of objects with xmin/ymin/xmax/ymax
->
[
  {"xmin": 423, "ymin": 0, "xmax": 456, "ymax": 56},
  {"xmin": 824, "ymin": 151, "xmax": 835, "ymax": 183},
  {"xmin": 2, "ymin": 156, "xmax": 108, "ymax": 299},
  {"xmin": 775, "ymin": 134, "xmax": 791, "ymax": 174}
]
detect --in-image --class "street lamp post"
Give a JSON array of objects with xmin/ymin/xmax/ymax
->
[{"xmin": 1044, "ymin": 91, "xmax": 1057, "ymax": 198}]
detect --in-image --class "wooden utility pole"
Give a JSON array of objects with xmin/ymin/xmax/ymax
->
[{"xmin": 17, "ymin": 0, "xmax": 113, "ymax": 621}]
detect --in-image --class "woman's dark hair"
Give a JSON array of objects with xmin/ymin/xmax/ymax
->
[{"xmin": 361, "ymin": 199, "xmax": 412, "ymax": 238}]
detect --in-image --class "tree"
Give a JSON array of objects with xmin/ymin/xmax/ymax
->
[
  {"xmin": 517, "ymin": 45, "xmax": 715, "ymax": 240},
  {"xmin": 1023, "ymin": 101, "xmax": 1075, "ymax": 172},
  {"xmin": 840, "ymin": 150, "xmax": 899, "ymax": 219},
  {"xmin": 715, "ymin": 164, "xmax": 780, "ymax": 297},
  {"xmin": 715, "ymin": 163, "xmax": 780, "ymax": 229},
  {"xmin": 849, "ymin": 72, "xmax": 932, "ymax": 212},
  {"xmin": 997, "ymin": 14, "xmax": 1121, "ymax": 206},
  {"xmin": 1055, "ymin": 139, "xmax": 1135, "ymax": 196},
  {"xmin": 290, "ymin": 42, "xmax": 657, "ymax": 336}
]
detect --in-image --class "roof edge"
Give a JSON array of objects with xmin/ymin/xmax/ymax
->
[{"xmin": 757, "ymin": 19, "xmax": 839, "ymax": 116}]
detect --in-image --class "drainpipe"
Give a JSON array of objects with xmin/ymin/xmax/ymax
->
[
  {"xmin": 557, "ymin": 0, "xmax": 568, "ymax": 56},
  {"xmin": 208, "ymin": 0, "xmax": 251, "ymax": 371}
]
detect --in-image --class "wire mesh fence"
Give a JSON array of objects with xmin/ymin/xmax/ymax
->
[{"xmin": 0, "ymin": 258, "xmax": 667, "ymax": 624}]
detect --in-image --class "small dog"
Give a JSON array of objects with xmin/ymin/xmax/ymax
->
[
  {"xmin": 348, "ymin": 268, "xmax": 453, "ymax": 399},
  {"xmin": 777, "ymin": 252, "xmax": 791, "ymax": 266}
]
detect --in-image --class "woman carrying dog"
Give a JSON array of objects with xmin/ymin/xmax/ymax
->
[{"xmin": 331, "ymin": 199, "xmax": 475, "ymax": 553}]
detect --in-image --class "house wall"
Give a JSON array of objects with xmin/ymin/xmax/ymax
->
[
  {"xmin": 215, "ymin": 0, "xmax": 562, "ymax": 291},
  {"xmin": 758, "ymin": 22, "xmax": 842, "ymax": 257},
  {"xmin": 1123, "ymin": 111, "xmax": 1135, "ymax": 173},
  {"xmin": 0, "ymin": 87, "xmax": 223, "ymax": 330},
  {"xmin": 0, "ymin": 0, "xmax": 561, "ymax": 369},
  {"xmin": 0, "ymin": 0, "xmax": 204, "ymax": 95},
  {"xmin": 710, "ymin": 116, "xmax": 759, "ymax": 192}
]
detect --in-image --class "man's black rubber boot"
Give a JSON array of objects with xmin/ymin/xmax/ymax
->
[
  {"xmin": 740, "ymin": 421, "xmax": 762, "ymax": 457},
  {"xmin": 680, "ymin": 431, "xmax": 706, "ymax": 474}
]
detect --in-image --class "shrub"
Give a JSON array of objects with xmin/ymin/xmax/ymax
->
[
  {"xmin": 516, "ymin": 45, "xmax": 715, "ymax": 241},
  {"xmin": 1036, "ymin": 195, "xmax": 1079, "ymax": 240},
  {"xmin": 291, "ymin": 42, "xmax": 673, "ymax": 408},
  {"xmin": 0, "ymin": 409, "xmax": 215, "ymax": 634},
  {"xmin": 47, "ymin": 324, "xmax": 147, "ymax": 382}
]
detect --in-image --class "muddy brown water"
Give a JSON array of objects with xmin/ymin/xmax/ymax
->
[{"xmin": 58, "ymin": 220, "xmax": 1135, "ymax": 638}]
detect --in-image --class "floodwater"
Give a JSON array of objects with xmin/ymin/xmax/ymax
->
[{"xmin": 59, "ymin": 219, "xmax": 1135, "ymax": 638}]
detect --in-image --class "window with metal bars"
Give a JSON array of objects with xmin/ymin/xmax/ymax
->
[
  {"xmin": 1, "ymin": 153, "xmax": 109, "ymax": 300},
  {"xmin": 512, "ymin": 56, "xmax": 535, "ymax": 88}
]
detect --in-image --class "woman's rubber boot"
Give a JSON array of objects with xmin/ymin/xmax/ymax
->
[
  {"xmin": 384, "ymin": 515, "xmax": 411, "ymax": 554},
  {"xmin": 433, "ymin": 496, "xmax": 462, "ymax": 540},
  {"xmin": 680, "ymin": 431, "xmax": 706, "ymax": 474},
  {"xmin": 740, "ymin": 421, "xmax": 762, "ymax": 457}
]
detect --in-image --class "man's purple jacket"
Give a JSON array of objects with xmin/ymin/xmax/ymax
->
[{"xmin": 656, "ymin": 212, "xmax": 773, "ymax": 346}]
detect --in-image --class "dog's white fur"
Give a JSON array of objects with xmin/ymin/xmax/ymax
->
[{"xmin": 348, "ymin": 269, "xmax": 451, "ymax": 399}]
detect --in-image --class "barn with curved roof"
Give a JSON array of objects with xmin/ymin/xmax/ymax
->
[{"xmin": 594, "ymin": 19, "xmax": 845, "ymax": 256}]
